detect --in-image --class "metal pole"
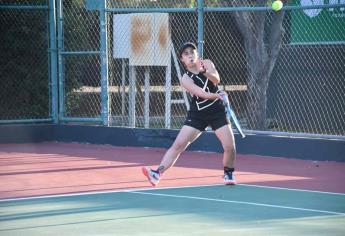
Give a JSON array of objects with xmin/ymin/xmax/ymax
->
[
  {"xmin": 128, "ymin": 66, "xmax": 136, "ymax": 127},
  {"xmin": 197, "ymin": 0, "xmax": 204, "ymax": 58},
  {"xmin": 99, "ymin": 0, "xmax": 109, "ymax": 126},
  {"xmin": 49, "ymin": 0, "xmax": 58, "ymax": 124},
  {"xmin": 165, "ymin": 60, "xmax": 172, "ymax": 129},
  {"xmin": 121, "ymin": 59, "xmax": 126, "ymax": 119},
  {"xmin": 144, "ymin": 67, "xmax": 150, "ymax": 128},
  {"xmin": 57, "ymin": 0, "xmax": 64, "ymax": 121}
]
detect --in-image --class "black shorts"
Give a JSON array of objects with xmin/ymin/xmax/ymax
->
[{"xmin": 184, "ymin": 111, "xmax": 230, "ymax": 131}]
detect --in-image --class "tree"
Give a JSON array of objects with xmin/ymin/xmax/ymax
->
[
  {"xmin": 0, "ymin": 7, "xmax": 49, "ymax": 119},
  {"xmin": 230, "ymin": 0, "xmax": 286, "ymax": 130}
]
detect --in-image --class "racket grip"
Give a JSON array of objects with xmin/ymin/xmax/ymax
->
[{"xmin": 220, "ymin": 93, "xmax": 230, "ymax": 106}]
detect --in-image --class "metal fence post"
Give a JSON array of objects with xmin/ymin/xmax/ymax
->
[
  {"xmin": 100, "ymin": 0, "xmax": 109, "ymax": 126},
  {"xmin": 57, "ymin": 0, "xmax": 64, "ymax": 121},
  {"xmin": 49, "ymin": 0, "xmax": 58, "ymax": 124}
]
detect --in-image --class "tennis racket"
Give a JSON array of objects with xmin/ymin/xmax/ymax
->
[{"xmin": 221, "ymin": 93, "xmax": 246, "ymax": 138}]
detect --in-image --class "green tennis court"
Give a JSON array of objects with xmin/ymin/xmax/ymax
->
[{"xmin": 1, "ymin": 184, "xmax": 344, "ymax": 236}]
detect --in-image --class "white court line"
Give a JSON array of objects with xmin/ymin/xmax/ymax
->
[
  {"xmin": 1, "ymin": 183, "xmax": 345, "ymax": 202},
  {"xmin": 129, "ymin": 191, "xmax": 345, "ymax": 216},
  {"xmin": 238, "ymin": 184, "xmax": 345, "ymax": 196}
]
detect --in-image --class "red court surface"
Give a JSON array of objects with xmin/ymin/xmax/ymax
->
[{"xmin": 0, "ymin": 142, "xmax": 344, "ymax": 199}]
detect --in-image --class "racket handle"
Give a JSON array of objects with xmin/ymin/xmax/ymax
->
[{"xmin": 220, "ymin": 93, "xmax": 230, "ymax": 106}]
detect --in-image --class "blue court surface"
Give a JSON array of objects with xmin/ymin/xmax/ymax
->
[{"xmin": 1, "ymin": 184, "xmax": 344, "ymax": 236}]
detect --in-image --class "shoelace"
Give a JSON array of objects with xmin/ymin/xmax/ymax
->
[
  {"xmin": 151, "ymin": 171, "xmax": 160, "ymax": 180},
  {"xmin": 224, "ymin": 172, "xmax": 233, "ymax": 180}
]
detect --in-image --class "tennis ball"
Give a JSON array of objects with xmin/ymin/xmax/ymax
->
[{"xmin": 272, "ymin": 0, "xmax": 283, "ymax": 11}]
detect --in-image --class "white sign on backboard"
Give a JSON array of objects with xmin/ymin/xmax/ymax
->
[{"xmin": 113, "ymin": 13, "xmax": 171, "ymax": 66}]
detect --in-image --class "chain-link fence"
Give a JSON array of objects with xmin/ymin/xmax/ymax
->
[
  {"xmin": 1, "ymin": 0, "xmax": 344, "ymax": 136},
  {"xmin": 0, "ymin": 0, "xmax": 51, "ymax": 122}
]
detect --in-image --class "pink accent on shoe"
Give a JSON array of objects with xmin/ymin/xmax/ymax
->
[{"xmin": 141, "ymin": 167, "xmax": 159, "ymax": 187}]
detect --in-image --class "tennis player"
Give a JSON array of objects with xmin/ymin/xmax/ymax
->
[{"xmin": 142, "ymin": 42, "xmax": 237, "ymax": 186}]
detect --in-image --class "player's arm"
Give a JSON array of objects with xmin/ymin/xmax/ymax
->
[
  {"xmin": 200, "ymin": 59, "xmax": 220, "ymax": 85},
  {"xmin": 181, "ymin": 74, "xmax": 221, "ymax": 100}
]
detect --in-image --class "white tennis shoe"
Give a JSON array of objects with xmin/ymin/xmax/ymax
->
[
  {"xmin": 223, "ymin": 171, "xmax": 236, "ymax": 185},
  {"xmin": 142, "ymin": 167, "xmax": 160, "ymax": 187}
]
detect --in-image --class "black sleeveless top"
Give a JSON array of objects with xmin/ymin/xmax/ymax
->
[{"xmin": 185, "ymin": 70, "xmax": 225, "ymax": 116}]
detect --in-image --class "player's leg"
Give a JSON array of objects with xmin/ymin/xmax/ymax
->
[
  {"xmin": 142, "ymin": 125, "xmax": 201, "ymax": 186},
  {"xmin": 214, "ymin": 122, "xmax": 237, "ymax": 185},
  {"xmin": 157, "ymin": 125, "xmax": 201, "ymax": 174},
  {"xmin": 214, "ymin": 124, "xmax": 236, "ymax": 168}
]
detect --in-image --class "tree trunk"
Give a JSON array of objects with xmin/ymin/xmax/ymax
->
[{"xmin": 233, "ymin": 1, "xmax": 285, "ymax": 130}]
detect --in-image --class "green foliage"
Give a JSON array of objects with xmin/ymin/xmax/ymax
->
[{"xmin": 0, "ymin": 9, "xmax": 49, "ymax": 119}]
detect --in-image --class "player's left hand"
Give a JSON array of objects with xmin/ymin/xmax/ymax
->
[
  {"xmin": 218, "ymin": 91, "xmax": 227, "ymax": 100},
  {"xmin": 197, "ymin": 58, "xmax": 206, "ymax": 74}
]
